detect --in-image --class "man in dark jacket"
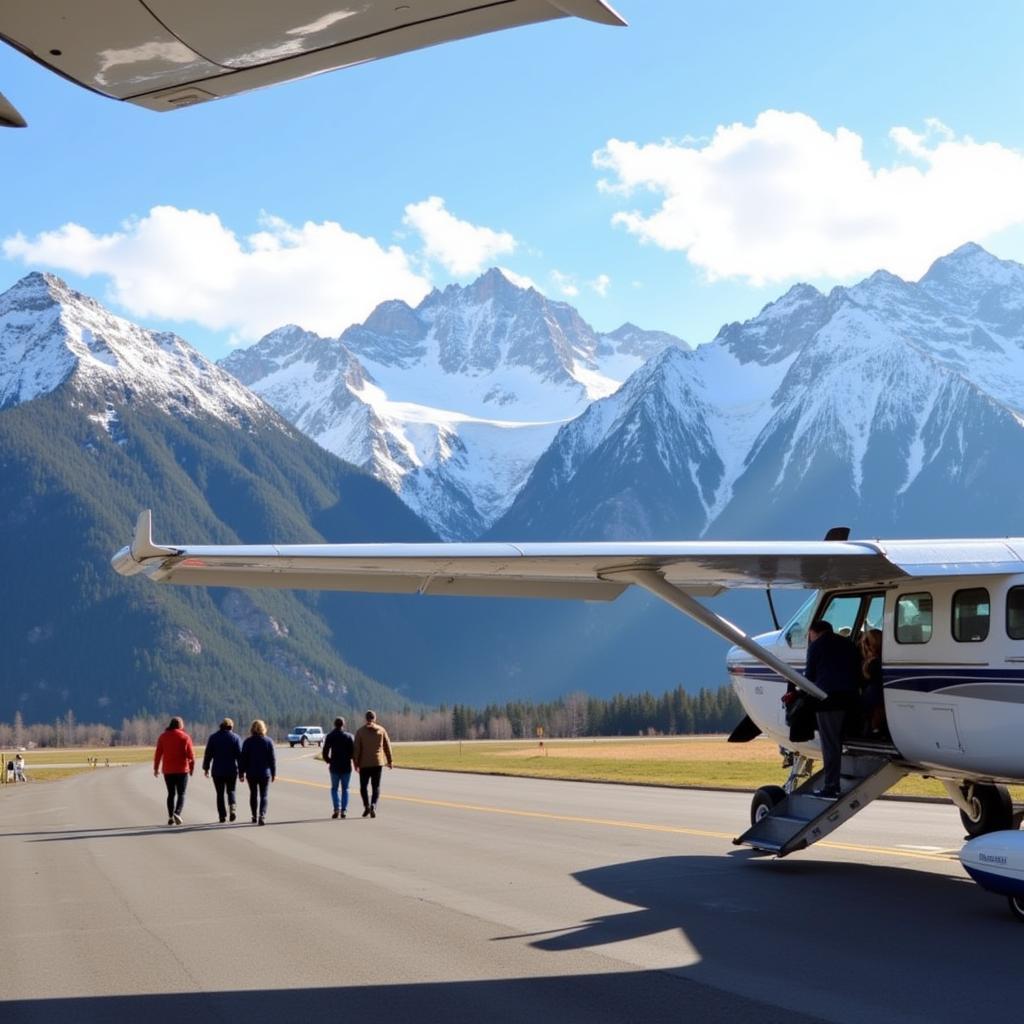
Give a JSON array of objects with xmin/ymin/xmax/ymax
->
[
  {"xmin": 203, "ymin": 718, "xmax": 243, "ymax": 823},
  {"xmin": 805, "ymin": 620, "xmax": 861, "ymax": 799},
  {"xmin": 322, "ymin": 716, "xmax": 355, "ymax": 819}
]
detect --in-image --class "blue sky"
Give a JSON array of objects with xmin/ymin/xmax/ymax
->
[{"xmin": 3, "ymin": 1, "xmax": 1024, "ymax": 357}]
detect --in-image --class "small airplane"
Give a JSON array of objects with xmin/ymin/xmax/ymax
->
[
  {"xmin": 114, "ymin": 511, "xmax": 1024, "ymax": 876},
  {"xmin": 0, "ymin": 0, "xmax": 625, "ymax": 127}
]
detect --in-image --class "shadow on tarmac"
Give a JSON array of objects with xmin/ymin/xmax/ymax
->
[
  {"xmin": 0, "ymin": 818, "xmax": 331, "ymax": 841},
  {"xmin": 0, "ymin": 971, "xmax": 824, "ymax": 1024},
  {"xmin": 495, "ymin": 853, "xmax": 1018, "ymax": 1021}
]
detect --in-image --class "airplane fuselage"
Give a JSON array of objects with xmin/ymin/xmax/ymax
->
[{"xmin": 727, "ymin": 573, "xmax": 1024, "ymax": 784}]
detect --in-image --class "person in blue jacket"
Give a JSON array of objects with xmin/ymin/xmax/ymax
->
[
  {"xmin": 322, "ymin": 716, "xmax": 355, "ymax": 819},
  {"xmin": 202, "ymin": 717, "xmax": 243, "ymax": 823},
  {"xmin": 239, "ymin": 719, "xmax": 276, "ymax": 825}
]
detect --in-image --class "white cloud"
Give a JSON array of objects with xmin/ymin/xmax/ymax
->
[
  {"xmin": 403, "ymin": 196, "xmax": 516, "ymax": 277},
  {"xmin": 3, "ymin": 206, "xmax": 431, "ymax": 340},
  {"xmin": 594, "ymin": 111, "xmax": 1024, "ymax": 284},
  {"xmin": 550, "ymin": 269, "xmax": 579, "ymax": 297},
  {"xmin": 589, "ymin": 273, "xmax": 611, "ymax": 297}
]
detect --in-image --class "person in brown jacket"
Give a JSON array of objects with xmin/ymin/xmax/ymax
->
[{"xmin": 353, "ymin": 710, "xmax": 393, "ymax": 818}]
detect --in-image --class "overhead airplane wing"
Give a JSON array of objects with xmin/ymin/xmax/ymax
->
[
  {"xmin": 1, "ymin": 0, "xmax": 625, "ymax": 118},
  {"xmin": 112, "ymin": 510, "xmax": 908, "ymax": 600},
  {"xmin": 113, "ymin": 510, "xmax": 921, "ymax": 700}
]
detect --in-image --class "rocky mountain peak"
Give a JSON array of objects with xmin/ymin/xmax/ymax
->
[{"xmin": 0, "ymin": 272, "xmax": 264, "ymax": 422}]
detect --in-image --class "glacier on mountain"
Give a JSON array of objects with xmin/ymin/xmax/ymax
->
[{"xmin": 222, "ymin": 267, "xmax": 688, "ymax": 539}]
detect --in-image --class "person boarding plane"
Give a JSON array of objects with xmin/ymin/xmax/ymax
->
[{"xmin": 114, "ymin": 512, "xmax": 1024, "ymax": 861}]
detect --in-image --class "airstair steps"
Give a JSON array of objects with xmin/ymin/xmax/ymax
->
[{"xmin": 734, "ymin": 753, "xmax": 909, "ymax": 857}]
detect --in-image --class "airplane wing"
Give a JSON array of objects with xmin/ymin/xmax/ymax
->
[
  {"xmin": 1, "ymin": 0, "xmax": 625, "ymax": 117},
  {"xmin": 112, "ymin": 510, "xmax": 909, "ymax": 600}
]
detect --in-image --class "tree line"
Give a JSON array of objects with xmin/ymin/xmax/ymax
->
[{"xmin": 0, "ymin": 684, "xmax": 742, "ymax": 749}]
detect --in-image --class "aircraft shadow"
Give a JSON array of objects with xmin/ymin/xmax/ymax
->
[
  {"xmin": 0, "ymin": 973, "xmax": 823, "ymax": 1024},
  {"xmin": 496, "ymin": 853, "xmax": 1019, "ymax": 1021}
]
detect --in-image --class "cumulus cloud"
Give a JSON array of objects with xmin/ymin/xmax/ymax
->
[
  {"xmin": 403, "ymin": 196, "xmax": 516, "ymax": 277},
  {"xmin": 594, "ymin": 111, "xmax": 1024, "ymax": 284},
  {"xmin": 589, "ymin": 273, "xmax": 611, "ymax": 297},
  {"xmin": 3, "ymin": 206, "xmax": 431, "ymax": 340},
  {"xmin": 550, "ymin": 269, "xmax": 579, "ymax": 297}
]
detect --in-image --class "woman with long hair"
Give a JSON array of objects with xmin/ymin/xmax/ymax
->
[
  {"xmin": 859, "ymin": 629, "xmax": 886, "ymax": 737},
  {"xmin": 239, "ymin": 719, "xmax": 276, "ymax": 825}
]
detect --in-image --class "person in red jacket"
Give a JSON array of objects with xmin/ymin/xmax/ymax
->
[{"xmin": 153, "ymin": 717, "xmax": 195, "ymax": 825}]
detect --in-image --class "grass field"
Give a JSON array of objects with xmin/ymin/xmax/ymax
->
[
  {"xmin": 7, "ymin": 738, "xmax": 1022, "ymax": 804},
  {"xmin": 1, "ymin": 746, "xmax": 177, "ymax": 783},
  {"xmin": 394, "ymin": 736, "xmax": 1000, "ymax": 801}
]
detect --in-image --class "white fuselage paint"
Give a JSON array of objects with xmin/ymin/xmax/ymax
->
[{"xmin": 727, "ymin": 574, "xmax": 1024, "ymax": 784}]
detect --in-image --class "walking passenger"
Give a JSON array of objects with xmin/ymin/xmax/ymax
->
[
  {"xmin": 153, "ymin": 717, "xmax": 195, "ymax": 825},
  {"xmin": 353, "ymin": 710, "xmax": 393, "ymax": 818},
  {"xmin": 804, "ymin": 621, "xmax": 860, "ymax": 799},
  {"xmin": 323, "ymin": 716, "xmax": 355, "ymax": 819},
  {"xmin": 203, "ymin": 717, "xmax": 243, "ymax": 822},
  {"xmin": 240, "ymin": 719, "xmax": 276, "ymax": 825}
]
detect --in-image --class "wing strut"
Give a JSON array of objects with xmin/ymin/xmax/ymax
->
[{"xmin": 613, "ymin": 569, "xmax": 827, "ymax": 700}]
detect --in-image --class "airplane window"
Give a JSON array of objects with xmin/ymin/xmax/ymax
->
[
  {"xmin": 783, "ymin": 592, "xmax": 818, "ymax": 648},
  {"xmin": 820, "ymin": 594, "xmax": 862, "ymax": 637},
  {"xmin": 1007, "ymin": 587, "xmax": 1024, "ymax": 640},
  {"xmin": 863, "ymin": 594, "xmax": 884, "ymax": 633},
  {"xmin": 952, "ymin": 587, "xmax": 990, "ymax": 643},
  {"xmin": 895, "ymin": 592, "xmax": 932, "ymax": 644}
]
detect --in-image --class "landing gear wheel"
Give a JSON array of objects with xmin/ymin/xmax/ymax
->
[
  {"xmin": 750, "ymin": 785, "xmax": 786, "ymax": 825},
  {"xmin": 1009, "ymin": 896, "xmax": 1024, "ymax": 923},
  {"xmin": 959, "ymin": 783, "xmax": 1014, "ymax": 836}
]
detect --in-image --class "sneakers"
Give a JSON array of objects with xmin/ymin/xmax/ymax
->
[
  {"xmin": 172, "ymin": 812, "xmax": 183, "ymax": 825},
  {"xmin": 167, "ymin": 817, "xmax": 174, "ymax": 826},
  {"xmin": 340, "ymin": 810, "xmax": 347, "ymax": 819},
  {"xmin": 229, "ymin": 810, "xmax": 236, "ymax": 822},
  {"xmin": 369, "ymin": 804, "xmax": 376, "ymax": 818},
  {"xmin": 362, "ymin": 807, "xmax": 371, "ymax": 818},
  {"xmin": 258, "ymin": 817, "xmax": 265, "ymax": 826},
  {"xmin": 331, "ymin": 809, "xmax": 340, "ymax": 819},
  {"xmin": 251, "ymin": 816, "xmax": 258, "ymax": 824},
  {"xmin": 219, "ymin": 816, "xmax": 226, "ymax": 823}
]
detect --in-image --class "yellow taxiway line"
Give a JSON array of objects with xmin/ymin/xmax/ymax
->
[{"xmin": 278, "ymin": 775, "xmax": 960, "ymax": 864}]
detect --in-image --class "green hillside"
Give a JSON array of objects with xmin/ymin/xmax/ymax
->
[{"xmin": 0, "ymin": 385, "xmax": 433, "ymax": 724}]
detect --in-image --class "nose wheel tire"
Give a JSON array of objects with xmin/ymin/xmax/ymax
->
[
  {"xmin": 959, "ymin": 783, "xmax": 1013, "ymax": 836},
  {"xmin": 750, "ymin": 785, "xmax": 787, "ymax": 825}
]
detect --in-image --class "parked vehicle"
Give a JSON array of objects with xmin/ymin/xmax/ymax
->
[{"xmin": 287, "ymin": 726, "xmax": 324, "ymax": 748}]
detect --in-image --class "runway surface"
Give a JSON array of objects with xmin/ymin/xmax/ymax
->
[{"xmin": 0, "ymin": 749, "xmax": 1016, "ymax": 1023}]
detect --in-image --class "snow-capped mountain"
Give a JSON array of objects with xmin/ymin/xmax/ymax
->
[
  {"xmin": 0, "ymin": 271, "xmax": 434, "ymax": 723},
  {"xmin": 221, "ymin": 268, "xmax": 687, "ymax": 539},
  {"xmin": 0, "ymin": 272, "xmax": 264, "ymax": 425},
  {"xmin": 494, "ymin": 243, "xmax": 1024, "ymax": 541}
]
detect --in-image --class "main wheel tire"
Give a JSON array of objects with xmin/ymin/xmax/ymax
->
[
  {"xmin": 1008, "ymin": 896, "xmax": 1024, "ymax": 922},
  {"xmin": 959, "ymin": 783, "xmax": 1014, "ymax": 836},
  {"xmin": 750, "ymin": 785, "xmax": 787, "ymax": 825}
]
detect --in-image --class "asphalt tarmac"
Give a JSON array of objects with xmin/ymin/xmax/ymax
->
[{"xmin": 0, "ymin": 748, "xmax": 1016, "ymax": 1023}]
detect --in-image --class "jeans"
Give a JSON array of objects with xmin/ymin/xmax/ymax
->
[
  {"xmin": 816, "ymin": 709, "xmax": 847, "ymax": 792},
  {"xmin": 247, "ymin": 776, "xmax": 270, "ymax": 820},
  {"xmin": 359, "ymin": 765, "xmax": 382, "ymax": 808},
  {"xmin": 164, "ymin": 773, "xmax": 188, "ymax": 817},
  {"xmin": 212, "ymin": 774, "xmax": 237, "ymax": 819},
  {"xmin": 329, "ymin": 769, "xmax": 352, "ymax": 812}
]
